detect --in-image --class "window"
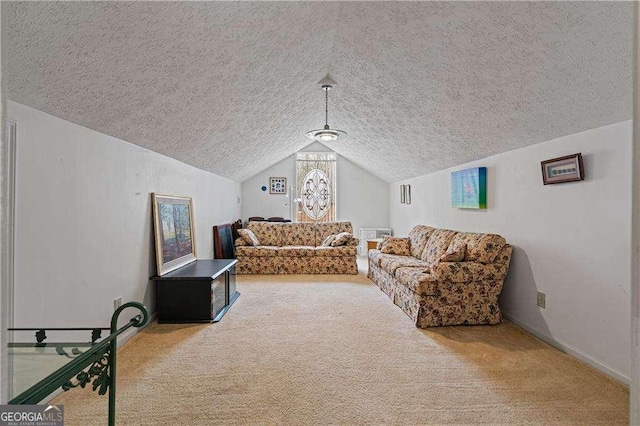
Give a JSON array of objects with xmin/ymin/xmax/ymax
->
[{"xmin": 295, "ymin": 152, "xmax": 336, "ymax": 223}]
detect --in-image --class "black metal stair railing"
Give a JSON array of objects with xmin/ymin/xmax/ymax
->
[{"xmin": 8, "ymin": 302, "xmax": 149, "ymax": 426}]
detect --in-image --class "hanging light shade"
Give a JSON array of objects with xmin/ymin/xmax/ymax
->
[{"xmin": 306, "ymin": 79, "xmax": 347, "ymax": 141}]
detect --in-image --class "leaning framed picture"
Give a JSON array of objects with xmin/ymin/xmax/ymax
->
[
  {"xmin": 270, "ymin": 177, "xmax": 287, "ymax": 194},
  {"xmin": 152, "ymin": 194, "xmax": 197, "ymax": 276},
  {"xmin": 541, "ymin": 153, "xmax": 584, "ymax": 185}
]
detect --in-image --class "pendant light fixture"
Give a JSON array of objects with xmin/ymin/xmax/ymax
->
[{"xmin": 305, "ymin": 76, "xmax": 347, "ymax": 141}]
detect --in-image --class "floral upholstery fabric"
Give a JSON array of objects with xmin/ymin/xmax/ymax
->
[
  {"xmin": 281, "ymin": 223, "xmax": 316, "ymax": 246},
  {"xmin": 368, "ymin": 249, "xmax": 385, "ymax": 267},
  {"xmin": 368, "ymin": 261, "xmax": 396, "ymax": 298},
  {"xmin": 450, "ymin": 232, "xmax": 507, "ymax": 264},
  {"xmin": 235, "ymin": 246, "xmax": 279, "ymax": 257},
  {"xmin": 431, "ymin": 260, "xmax": 510, "ymax": 283},
  {"xmin": 332, "ymin": 232, "xmax": 354, "ymax": 246},
  {"xmin": 379, "ymin": 254, "xmax": 430, "ymax": 275},
  {"xmin": 277, "ymin": 246, "xmax": 316, "ymax": 257},
  {"xmin": 237, "ymin": 257, "xmax": 280, "ymax": 274},
  {"xmin": 394, "ymin": 267, "xmax": 438, "ymax": 295},
  {"xmin": 380, "ymin": 236, "xmax": 411, "ymax": 256},
  {"xmin": 440, "ymin": 239, "xmax": 466, "ymax": 262},
  {"xmin": 236, "ymin": 221, "xmax": 357, "ymax": 274},
  {"xmin": 408, "ymin": 225, "xmax": 437, "ymax": 258},
  {"xmin": 279, "ymin": 257, "xmax": 315, "ymax": 274},
  {"xmin": 237, "ymin": 228, "xmax": 261, "ymax": 246},
  {"xmin": 314, "ymin": 246, "xmax": 357, "ymax": 257},
  {"xmin": 420, "ymin": 229, "xmax": 458, "ymax": 265},
  {"xmin": 367, "ymin": 223, "xmax": 513, "ymax": 328},
  {"xmin": 314, "ymin": 257, "xmax": 358, "ymax": 274},
  {"xmin": 246, "ymin": 222, "xmax": 284, "ymax": 246},
  {"xmin": 314, "ymin": 221, "xmax": 353, "ymax": 246},
  {"xmin": 346, "ymin": 236, "xmax": 359, "ymax": 246},
  {"xmin": 235, "ymin": 237, "xmax": 248, "ymax": 247}
]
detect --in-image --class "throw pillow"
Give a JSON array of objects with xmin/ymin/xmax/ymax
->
[
  {"xmin": 440, "ymin": 239, "xmax": 466, "ymax": 262},
  {"xmin": 331, "ymin": 232, "xmax": 353, "ymax": 247},
  {"xmin": 322, "ymin": 234, "xmax": 337, "ymax": 247},
  {"xmin": 380, "ymin": 237, "xmax": 411, "ymax": 256},
  {"xmin": 238, "ymin": 229, "xmax": 261, "ymax": 246}
]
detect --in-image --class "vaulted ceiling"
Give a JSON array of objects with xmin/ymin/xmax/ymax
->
[{"xmin": 6, "ymin": 2, "xmax": 634, "ymax": 183}]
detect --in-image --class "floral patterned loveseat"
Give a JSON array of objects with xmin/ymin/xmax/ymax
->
[
  {"xmin": 235, "ymin": 221, "xmax": 358, "ymax": 274},
  {"xmin": 368, "ymin": 225, "xmax": 513, "ymax": 328}
]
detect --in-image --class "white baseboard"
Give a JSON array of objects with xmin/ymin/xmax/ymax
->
[
  {"xmin": 503, "ymin": 312, "xmax": 629, "ymax": 386},
  {"xmin": 39, "ymin": 311, "xmax": 157, "ymax": 404}
]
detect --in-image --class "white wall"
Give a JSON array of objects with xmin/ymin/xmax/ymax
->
[
  {"xmin": 8, "ymin": 101, "xmax": 241, "ymax": 329},
  {"xmin": 631, "ymin": 2, "xmax": 639, "ymax": 420},
  {"xmin": 241, "ymin": 155, "xmax": 294, "ymax": 220},
  {"xmin": 389, "ymin": 121, "xmax": 632, "ymax": 383},
  {"xmin": 241, "ymin": 142, "xmax": 389, "ymax": 241}
]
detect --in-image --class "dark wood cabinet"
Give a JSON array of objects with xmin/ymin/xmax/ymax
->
[{"xmin": 153, "ymin": 259, "xmax": 239, "ymax": 323}]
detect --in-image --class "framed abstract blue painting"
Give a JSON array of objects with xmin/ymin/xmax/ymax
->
[{"xmin": 451, "ymin": 167, "xmax": 487, "ymax": 209}]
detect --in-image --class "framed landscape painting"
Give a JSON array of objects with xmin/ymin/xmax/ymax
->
[
  {"xmin": 152, "ymin": 194, "xmax": 197, "ymax": 276},
  {"xmin": 451, "ymin": 167, "xmax": 487, "ymax": 209}
]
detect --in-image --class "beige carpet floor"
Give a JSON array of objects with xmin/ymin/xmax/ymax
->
[{"xmin": 53, "ymin": 264, "xmax": 629, "ymax": 425}]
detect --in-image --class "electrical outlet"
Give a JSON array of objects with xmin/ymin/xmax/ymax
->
[
  {"xmin": 536, "ymin": 291, "xmax": 546, "ymax": 309},
  {"xmin": 114, "ymin": 297, "xmax": 122, "ymax": 310}
]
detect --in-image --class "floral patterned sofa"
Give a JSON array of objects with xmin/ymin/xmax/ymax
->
[
  {"xmin": 368, "ymin": 225, "xmax": 513, "ymax": 328},
  {"xmin": 235, "ymin": 221, "xmax": 358, "ymax": 274}
]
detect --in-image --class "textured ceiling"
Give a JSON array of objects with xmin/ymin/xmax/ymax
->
[{"xmin": 6, "ymin": 2, "xmax": 634, "ymax": 183}]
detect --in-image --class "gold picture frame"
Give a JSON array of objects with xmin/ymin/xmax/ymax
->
[{"xmin": 152, "ymin": 193, "xmax": 197, "ymax": 276}]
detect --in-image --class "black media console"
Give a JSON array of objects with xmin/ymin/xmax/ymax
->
[{"xmin": 153, "ymin": 259, "xmax": 239, "ymax": 323}]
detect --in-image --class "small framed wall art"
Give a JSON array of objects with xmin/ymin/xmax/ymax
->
[
  {"xmin": 541, "ymin": 153, "xmax": 584, "ymax": 185},
  {"xmin": 270, "ymin": 177, "xmax": 287, "ymax": 194},
  {"xmin": 404, "ymin": 184, "xmax": 411, "ymax": 204},
  {"xmin": 400, "ymin": 185, "xmax": 406, "ymax": 203}
]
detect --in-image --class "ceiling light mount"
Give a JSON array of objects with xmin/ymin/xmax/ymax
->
[{"xmin": 306, "ymin": 77, "xmax": 347, "ymax": 142}]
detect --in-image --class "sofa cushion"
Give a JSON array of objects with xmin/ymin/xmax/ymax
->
[
  {"xmin": 281, "ymin": 223, "xmax": 316, "ymax": 246},
  {"xmin": 450, "ymin": 232, "xmax": 507, "ymax": 264},
  {"xmin": 247, "ymin": 222, "xmax": 283, "ymax": 246},
  {"xmin": 408, "ymin": 225, "xmax": 437, "ymax": 258},
  {"xmin": 235, "ymin": 246, "xmax": 279, "ymax": 257},
  {"xmin": 277, "ymin": 246, "xmax": 316, "ymax": 257},
  {"xmin": 421, "ymin": 229, "xmax": 458, "ymax": 266},
  {"xmin": 321, "ymin": 234, "xmax": 337, "ymax": 246},
  {"xmin": 332, "ymin": 232, "xmax": 354, "ymax": 246},
  {"xmin": 394, "ymin": 267, "xmax": 439, "ymax": 295},
  {"xmin": 238, "ymin": 229, "xmax": 261, "ymax": 246},
  {"xmin": 315, "ymin": 221, "xmax": 353, "ymax": 246},
  {"xmin": 379, "ymin": 254, "xmax": 430, "ymax": 275},
  {"xmin": 431, "ymin": 261, "xmax": 510, "ymax": 282},
  {"xmin": 235, "ymin": 237, "xmax": 248, "ymax": 247},
  {"xmin": 440, "ymin": 239, "xmax": 466, "ymax": 262},
  {"xmin": 380, "ymin": 236, "xmax": 411, "ymax": 256},
  {"xmin": 314, "ymin": 246, "xmax": 357, "ymax": 257}
]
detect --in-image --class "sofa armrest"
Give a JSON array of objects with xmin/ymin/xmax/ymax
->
[
  {"xmin": 431, "ymin": 261, "xmax": 509, "ymax": 283},
  {"xmin": 235, "ymin": 237, "xmax": 248, "ymax": 247}
]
